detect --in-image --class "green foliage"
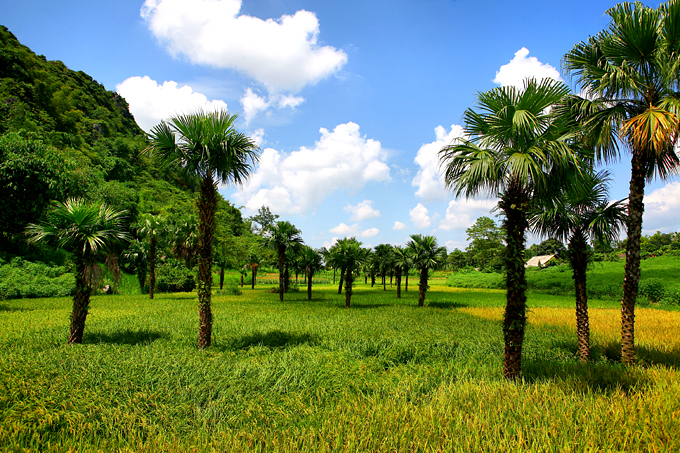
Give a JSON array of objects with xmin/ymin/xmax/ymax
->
[
  {"xmin": 0, "ymin": 257, "xmax": 73, "ymax": 299},
  {"xmin": 155, "ymin": 259, "xmax": 196, "ymax": 293},
  {"xmin": 638, "ymin": 279, "xmax": 666, "ymax": 305},
  {"xmin": 465, "ymin": 216, "xmax": 504, "ymax": 272},
  {"xmin": 216, "ymin": 283, "xmax": 242, "ymax": 296}
]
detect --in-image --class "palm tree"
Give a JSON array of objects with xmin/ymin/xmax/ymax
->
[
  {"xmin": 334, "ymin": 238, "xmax": 369, "ymax": 308},
  {"xmin": 299, "ymin": 246, "xmax": 323, "ymax": 300},
  {"xmin": 392, "ymin": 245, "xmax": 411, "ymax": 299},
  {"xmin": 138, "ymin": 213, "xmax": 166, "ymax": 300},
  {"xmin": 25, "ymin": 198, "xmax": 129, "ymax": 344},
  {"xmin": 407, "ymin": 235, "xmax": 446, "ymax": 307},
  {"xmin": 373, "ymin": 244, "xmax": 393, "ymax": 291},
  {"xmin": 122, "ymin": 239, "xmax": 148, "ymax": 293},
  {"xmin": 147, "ymin": 110, "xmax": 259, "ymax": 349},
  {"xmin": 439, "ymin": 78, "xmax": 582, "ymax": 379},
  {"xmin": 262, "ymin": 220, "xmax": 304, "ymax": 301},
  {"xmin": 530, "ymin": 170, "xmax": 627, "ymax": 361},
  {"xmin": 563, "ymin": 1, "xmax": 680, "ymax": 364}
]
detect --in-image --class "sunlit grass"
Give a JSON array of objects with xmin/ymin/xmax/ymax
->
[{"xmin": 1, "ymin": 278, "xmax": 678, "ymax": 452}]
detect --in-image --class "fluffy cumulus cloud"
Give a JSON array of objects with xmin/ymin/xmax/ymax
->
[
  {"xmin": 412, "ymin": 124, "xmax": 466, "ymax": 201},
  {"xmin": 493, "ymin": 47, "xmax": 562, "ymax": 88},
  {"xmin": 233, "ymin": 122, "xmax": 391, "ymax": 214},
  {"xmin": 116, "ymin": 76, "xmax": 227, "ymax": 132},
  {"xmin": 643, "ymin": 182, "xmax": 680, "ymax": 233},
  {"xmin": 344, "ymin": 200, "xmax": 381, "ymax": 221},
  {"xmin": 437, "ymin": 198, "xmax": 498, "ymax": 231},
  {"xmin": 141, "ymin": 0, "xmax": 347, "ymax": 92},
  {"xmin": 240, "ymin": 88, "xmax": 305, "ymax": 124},
  {"xmin": 360, "ymin": 228, "xmax": 379, "ymax": 238},
  {"xmin": 329, "ymin": 223, "xmax": 359, "ymax": 236},
  {"xmin": 393, "ymin": 221, "xmax": 406, "ymax": 231},
  {"xmin": 409, "ymin": 203, "xmax": 432, "ymax": 229}
]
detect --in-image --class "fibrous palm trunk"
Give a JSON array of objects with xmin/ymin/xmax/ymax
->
[
  {"xmin": 500, "ymin": 186, "xmax": 529, "ymax": 380},
  {"xmin": 345, "ymin": 266, "xmax": 353, "ymax": 308},
  {"xmin": 278, "ymin": 249, "xmax": 285, "ymax": 301},
  {"xmin": 307, "ymin": 267, "xmax": 313, "ymax": 300},
  {"xmin": 396, "ymin": 267, "xmax": 402, "ymax": 299},
  {"xmin": 569, "ymin": 229, "xmax": 590, "ymax": 362},
  {"xmin": 197, "ymin": 176, "xmax": 217, "ymax": 349},
  {"xmin": 337, "ymin": 266, "xmax": 345, "ymax": 294},
  {"xmin": 251, "ymin": 265, "xmax": 257, "ymax": 289},
  {"xmin": 69, "ymin": 255, "xmax": 90, "ymax": 344},
  {"xmin": 418, "ymin": 268, "xmax": 427, "ymax": 306},
  {"xmin": 621, "ymin": 152, "xmax": 646, "ymax": 365},
  {"xmin": 149, "ymin": 236, "xmax": 157, "ymax": 299},
  {"xmin": 405, "ymin": 271, "xmax": 409, "ymax": 292},
  {"xmin": 220, "ymin": 267, "xmax": 225, "ymax": 289},
  {"xmin": 284, "ymin": 265, "xmax": 290, "ymax": 293}
]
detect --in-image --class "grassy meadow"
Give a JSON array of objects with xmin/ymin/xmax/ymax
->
[{"xmin": 1, "ymin": 274, "xmax": 679, "ymax": 452}]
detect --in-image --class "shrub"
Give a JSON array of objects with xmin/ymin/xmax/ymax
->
[
  {"xmin": 661, "ymin": 290, "xmax": 680, "ymax": 306},
  {"xmin": 216, "ymin": 283, "xmax": 241, "ymax": 296},
  {"xmin": 638, "ymin": 278, "xmax": 665, "ymax": 304},
  {"xmin": 156, "ymin": 259, "xmax": 196, "ymax": 293}
]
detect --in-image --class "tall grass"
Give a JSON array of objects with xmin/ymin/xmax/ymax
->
[{"xmin": 1, "ymin": 279, "xmax": 678, "ymax": 451}]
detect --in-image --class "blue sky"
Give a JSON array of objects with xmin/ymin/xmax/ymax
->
[{"xmin": 3, "ymin": 0, "xmax": 679, "ymax": 250}]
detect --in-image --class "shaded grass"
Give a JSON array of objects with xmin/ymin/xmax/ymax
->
[{"xmin": 1, "ymin": 280, "xmax": 679, "ymax": 451}]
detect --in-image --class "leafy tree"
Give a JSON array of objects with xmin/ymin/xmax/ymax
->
[
  {"xmin": 122, "ymin": 239, "xmax": 148, "ymax": 292},
  {"xmin": 446, "ymin": 248, "xmax": 469, "ymax": 271},
  {"xmin": 147, "ymin": 110, "xmax": 259, "ymax": 349},
  {"xmin": 392, "ymin": 245, "xmax": 412, "ymax": 299},
  {"xmin": 262, "ymin": 221, "xmax": 304, "ymax": 302},
  {"xmin": 563, "ymin": 1, "xmax": 680, "ymax": 364},
  {"xmin": 439, "ymin": 78, "xmax": 582, "ymax": 379},
  {"xmin": 373, "ymin": 244, "xmax": 394, "ymax": 291},
  {"xmin": 138, "ymin": 213, "xmax": 166, "ymax": 300},
  {"xmin": 407, "ymin": 235, "xmax": 446, "ymax": 307},
  {"xmin": 465, "ymin": 216, "xmax": 504, "ymax": 271},
  {"xmin": 299, "ymin": 246, "xmax": 323, "ymax": 300},
  {"xmin": 25, "ymin": 198, "xmax": 129, "ymax": 343},
  {"xmin": 334, "ymin": 238, "xmax": 369, "ymax": 308},
  {"xmin": 526, "ymin": 238, "xmax": 567, "ymax": 259},
  {"xmin": 530, "ymin": 171, "xmax": 626, "ymax": 361},
  {"xmin": 249, "ymin": 206, "xmax": 279, "ymax": 235}
]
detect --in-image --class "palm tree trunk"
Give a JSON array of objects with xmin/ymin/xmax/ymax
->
[
  {"xmin": 418, "ymin": 268, "xmax": 427, "ymax": 306},
  {"xmin": 197, "ymin": 176, "xmax": 217, "ymax": 349},
  {"xmin": 396, "ymin": 267, "xmax": 402, "ymax": 299},
  {"xmin": 252, "ymin": 265, "xmax": 257, "ymax": 289},
  {"xmin": 220, "ymin": 266, "xmax": 225, "ymax": 289},
  {"xmin": 371, "ymin": 271, "xmax": 375, "ymax": 287},
  {"xmin": 405, "ymin": 271, "xmax": 409, "ymax": 292},
  {"xmin": 337, "ymin": 266, "xmax": 345, "ymax": 294},
  {"xmin": 389, "ymin": 271, "xmax": 393, "ymax": 287},
  {"xmin": 307, "ymin": 267, "xmax": 313, "ymax": 300},
  {"xmin": 621, "ymin": 153, "xmax": 646, "ymax": 365},
  {"xmin": 345, "ymin": 265, "xmax": 353, "ymax": 308},
  {"xmin": 382, "ymin": 273, "xmax": 386, "ymax": 291},
  {"xmin": 500, "ymin": 187, "xmax": 529, "ymax": 380},
  {"xmin": 68, "ymin": 255, "xmax": 90, "ymax": 344},
  {"xmin": 569, "ymin": 230, "xmax": 590, "ymax": 362},
  {"xmin": 284, "ymin": 265, "xmax": 290, "ymax": 293},
  {"xmin": 149, "ymin": 236, "xmax": 157, "ymax": 299},
  {"xmin": 278, "ymin": 249, "xmax": 285, "ymax": 301}
]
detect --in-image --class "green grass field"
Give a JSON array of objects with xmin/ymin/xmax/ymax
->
[{"xmin": 1, "ymin": 276, "xmax": 679, "ymax": 452}]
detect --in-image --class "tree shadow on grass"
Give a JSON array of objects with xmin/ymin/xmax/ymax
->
[
  {"xmin": 347, "ymin": 303, "xmax": 390, "ymax": 309},
  {"xmin": 427, "ymin": 301, "xmax": 469, "ymax": 309},
  {"xmin": 548, "ymin": 339, "xmax": 680, "ymax": 370},
  {"xmin": 85, "ymin": 329, "xmax": 167, "ymax": 346},
  {"xmin": 226, "ymin": 330, "xmax": 319, "ymax": 351},
  {"xmin": 0, "ymin": 304, "xmax": 30, "ymax": 312}
]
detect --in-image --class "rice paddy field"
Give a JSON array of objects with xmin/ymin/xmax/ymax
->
[{"xmin": 1, "ymin": 274, "xmax": 679, "ymax": 452}]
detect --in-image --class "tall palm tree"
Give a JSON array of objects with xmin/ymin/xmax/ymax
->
[
  {"xmin": 138, "ymin": 213, "xmax": 166, "ymax": 300},
  {"xmin": 26, "ymin": 198, "xmax": 129, "ymax": 344},
  {"xmin": 334, "ymin": 238, "xmax": 369, "ymax": 308},
  {"xmin": 563, "ymin": 1, "xmax": 680, "ymax": 364},
  {"xmin": 299, "ymin": 246, "xmax": 323, "ymax": 300},
  {"xmin": 373, "ymin": 244, "xmax": 393, "ymax": 291},
  {"xmin": 147, "ymin": 110, "xmax": 259, "ymax": 349},
  {"xmin": 439, "ymin": 78, "xmax": 582, "ymax": 379},
  {"xmin": 392, "ymin": 245, "xmax": 411, "ymax": 299},
  {"xmin": 407, "ymin": 235, "xmax": 446, "ymax": 307},
  {"xmin": 262, "ymin": 220, "xmax": 304, "ymax": 301},
  {"xmin": 530, "ymin": 171, "xmax": 627, "ymax": 361}
]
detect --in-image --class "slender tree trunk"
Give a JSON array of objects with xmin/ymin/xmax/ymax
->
[
  {"xmin": 149, "ymin": 236, "xmax": 157, "ymax": 299},
  {"xmin": 396, "ymin": 267, "xmax": 402, "ymax": 299},
  {"xmin": 499, "ymin": 186, "xmax": 529, "ymax": 380},
  {"xmin": 621, "ymin": 152, "xmax": 646, "ymax": 365},
  {"xmin": 307, "ymin": 267, "xmax": 313, "ymax": 300},
  {"xmin": 240, "ymin": 273, "xmax": 244, "ymax": 288},
  {"xmin": 337, "ymin": 266, "xmax": 345, "ymax": 294},
  {"xmin": 252, "ymin": 265, "xmax": 257, "ymax": 289},
  {"xmin": 295, "ymin": 271, "xmax": 299, "ymax": 284},
  {"xmin": 365, "ymin": 274, "xmax": 367, "ymax": 284},
  {"xmin": 68, "ymin": 255, "xmax": 90, "ymax": 344},
  {"xmin": 371, "ymin": 271, "xmax": 375, "ymax": 287},
  {"xmin": 197, "ymin": 176, "xmax": 217, "ymax": 349},
  {"xmin": 570, "ymin": 230, "xmax": 590, "ymax": 362},
  {"xmin": 345, "ymin": 265, "xmax": 353, "ymax": 308},
  {"xmin": 220, "ymin": 266, "xmax": 225, "ymax": 289},
  {"xmin": 405, "ymin": 271, "xmax": 409, "ymax": 292},
  {"xmin": 333, "ymin": 268, "xmax": 336, "ymax": 285},
  {"xmin": 278, "ymin": 249, "xmax": 285, "ymax": 301},
  {"xmin": 382, "ymin": 273, "xmax": 386, "ymax": 291},
  {"xmin": 284, "ymin": 265, "xmax": 290, "ymax": 293},
  {"xmin": 389, "ymin": 271, "xmax": 393, "ymax": 287},
  {"xmin": 418, "ymin": 268, "xmax": 427, "ymax": 306}
]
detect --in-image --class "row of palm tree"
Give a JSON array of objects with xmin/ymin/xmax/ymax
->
[{"xmin": 439, "ymin": 1, "xmax": 680, "ymax": 378}]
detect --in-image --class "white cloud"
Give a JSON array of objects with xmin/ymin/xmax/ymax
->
[
  {"xmin": 250, "ymin": 128, "xmax": 265, "ymax": 147},
  {"xmin": 413, "ymin": 124, "xmax": 466, "ymax": 201},
  {"xmin": 360, "ymin": 228, "xmax": 379, "ymax": 238},
  {"xmin": 233, "ymin": 122, "xmax": 391, "ymax": 215},
  {"xmin": 116, "ymin": 76, "xmax": 228, "ymax": 132},
  {"xmin": 643, "ymin": 181, "xmax": 680, "ymax": 233},
  {"xmin": 344, "ymin": 200, "xmax": 381, "ymax": 221},
  {"xmin": 437, "ymin": 199, "xmax": 498, "ymax": 231},
  {"xmin": 410, "ymin": 203, "xmax": 432, "ymax": 229},
  {"xmin": 329, "ymin": 223, "xmax": 359, "ymax": 235},
  {"xmin": 493, "ymin": 47, "xmax": 562, "ymax": 88},
  {"xmin": 141, "ymin": 0, "xmax": 347, "ymax": 92},
  {"xmin": 240, "ymin": 88, "xmax": 305, "ymax": 124},
  {"xmin": 445, "ymin": 240, "xmax": 467, "ymax": 251},
  {"xmin": 393, "ymin": 221, "xmax": 406, "ymax": 231},
  {"xmin": 322, "ymin": 237, "xmax": 339, "ymax": 249}
]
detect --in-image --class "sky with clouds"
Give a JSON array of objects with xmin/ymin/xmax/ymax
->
[{"xmin": 4, "ymin": 0, "xmax": 678, "ymax": 250}]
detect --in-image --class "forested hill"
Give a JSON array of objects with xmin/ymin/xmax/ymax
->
[{"xmin": 0, "ymin": 25, "xmax": 246, "ymax": 255}]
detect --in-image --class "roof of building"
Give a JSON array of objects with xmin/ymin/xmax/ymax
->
[{"xmin": 525, "ymin": 254, "xmax": 556, "ymax": 268}]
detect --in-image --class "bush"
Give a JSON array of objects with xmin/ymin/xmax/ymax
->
[
  {"xmin": 156, "ymin": 259, "xmax": 196, "ymax": 293},
  {"xmin": 216, "ymin": 284, "xmax": 241, "ymax": 296},
  {"xmin": 0, "ymin": 258, "xmax": 74, "ymax": 299},
  {"xmin": 638, "ymin": 278, "xmax": 665, "ymax": 304},
  {"xmin": 661, "ymin": 290, "xmax": 680, "ymax": 306}
]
